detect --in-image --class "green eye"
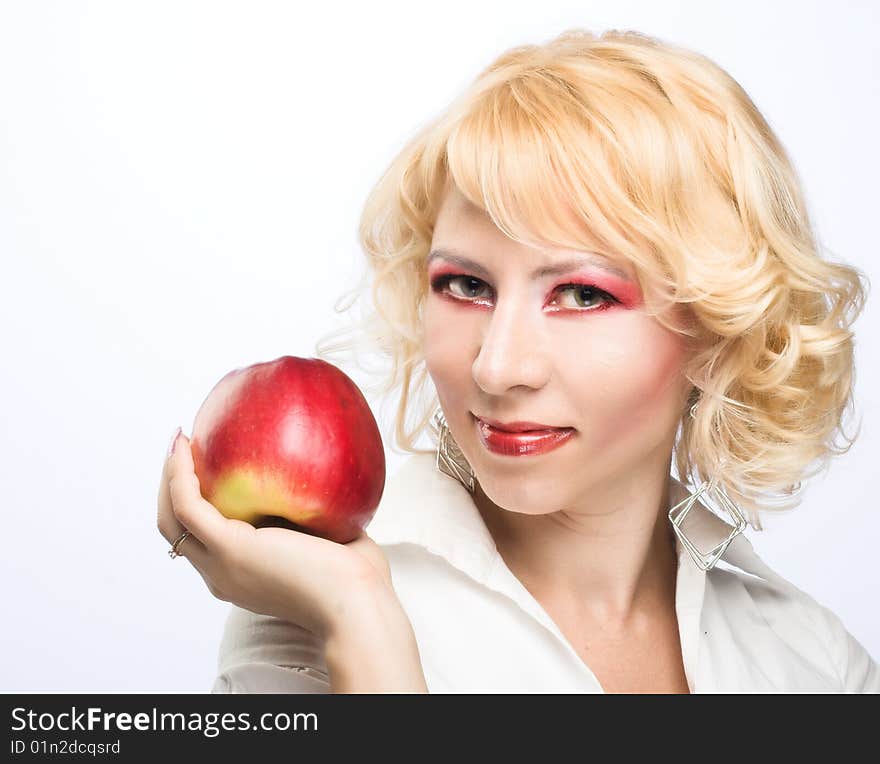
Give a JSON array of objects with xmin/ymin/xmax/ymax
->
[
  {"xmin": 431, "ymin": 274, "xmax": 617, "ymax": 312},
  {"xmin": 452, "ymin": 277, "xmax": 487, "ymax": 298},
  {"xmin": 554, "ymin": 284, "xmax": 615, "ymax": 310},
  {"xmin": 432, "ymin": 274, "xmax": 491, "ymax": 300}
]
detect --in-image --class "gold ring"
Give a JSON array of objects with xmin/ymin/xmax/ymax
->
[{"xmin": 168, "ymin": 530, "xmax": 191, "ymax": 559}]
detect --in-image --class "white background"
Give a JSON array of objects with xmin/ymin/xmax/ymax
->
[{"xmin": 1, "ymin": 1, "xmax": 877, "ymax": 691}]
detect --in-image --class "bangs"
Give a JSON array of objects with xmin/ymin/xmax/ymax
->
[
  {"xmin": 442, "ymin": 68, "xmax": 685, "ymax": 283},
  {"xmin": 435, "ymin": 59, "xmax": 740, "ymax": 312}
]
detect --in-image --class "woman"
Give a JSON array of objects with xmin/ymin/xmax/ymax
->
[{"xmin": 157, "ymin": 28, "xmax": 878, "ymax": 692}]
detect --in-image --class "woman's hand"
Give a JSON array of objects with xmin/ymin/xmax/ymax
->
[{"xmin": 156, "ymin": 429, "xmax": 396, "ymax": 640}]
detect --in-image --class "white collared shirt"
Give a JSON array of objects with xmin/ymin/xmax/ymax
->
[{"xmin": 210, "ymin": 452, "xmax": 879, "ymax": 693}]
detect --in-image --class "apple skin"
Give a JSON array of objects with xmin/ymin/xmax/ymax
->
[{"xmin": 190, "ymin": 356, "xmax": 386, "ymax": 544}]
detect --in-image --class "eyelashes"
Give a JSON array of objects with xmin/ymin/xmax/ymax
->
[{"xmin": 429, "ymin": 273, "xmax": 619, "ymax": 312}]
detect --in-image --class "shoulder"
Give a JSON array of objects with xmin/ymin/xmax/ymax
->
[{"xmin": 708, "ymin": 536, "xmax": 879, "ymax": 693}]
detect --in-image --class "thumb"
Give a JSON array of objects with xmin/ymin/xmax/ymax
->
[{"xmin": 346, "ymin": 533, "xmax": 392, "ymax": 586}]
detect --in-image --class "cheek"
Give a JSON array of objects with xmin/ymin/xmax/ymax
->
[
  {"xmin": 564, "ymin": 317, "xmax": 688, "ymax": 437},
  {"xmin": 423, "ymin": 298, "xmax": 475, "ymax": 400}
]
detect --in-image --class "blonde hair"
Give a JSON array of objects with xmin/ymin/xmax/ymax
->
[{"xmin": 315, "ymin": 28, "xmax": 868, "ymax": 528}]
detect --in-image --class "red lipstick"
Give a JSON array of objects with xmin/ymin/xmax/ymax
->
[{"xmin": 473, "ymin": 414, "xmax": 575, "ymax": 457}]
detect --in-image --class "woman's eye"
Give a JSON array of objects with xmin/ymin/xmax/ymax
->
[
  {"xmin": 430, "ymin": 274, "xmax": 617, "ymax": 311},
  {"xmin": 551, "ymin": 284, "xmax": 616, "ymax": 310},
  {"xmin": 433, "ymin": 275, "xmax": 491, "ymax": 300}
]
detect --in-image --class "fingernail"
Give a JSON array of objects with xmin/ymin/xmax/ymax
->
[{"xmin": 167, "ymin": 426, "xmax": 182, "ymax": 458}]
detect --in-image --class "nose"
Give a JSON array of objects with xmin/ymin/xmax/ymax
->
[{"xmin": 471, "ymin": 293, "xmax": 553, "ymax": 396}]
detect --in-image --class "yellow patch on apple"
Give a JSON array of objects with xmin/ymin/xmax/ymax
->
[{"xmin": 211, "ymin": 468, "xmax": 324, "ymax": 526}]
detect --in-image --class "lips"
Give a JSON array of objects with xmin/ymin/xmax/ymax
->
[
  {"xmin": 472, "ymin": 414, "xmax": 575, "ymax": 457},
  {"xmin": 472, "ymin": 414, "xmax": 570, "ymax": 433}
]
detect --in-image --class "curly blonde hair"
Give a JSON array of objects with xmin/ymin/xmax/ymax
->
[{"xmin": 315, "ymin": 28, "xmax": 868, "ymax": 528}]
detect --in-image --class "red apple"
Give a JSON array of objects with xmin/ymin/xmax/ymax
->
[{"xmin": 190, "ymin": 355, "xmax": 386, "ymax": 544}]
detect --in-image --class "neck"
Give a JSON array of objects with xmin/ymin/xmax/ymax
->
[{"xmin": 473, "ymin": 451, "xmax": 680, "ymax": 629}]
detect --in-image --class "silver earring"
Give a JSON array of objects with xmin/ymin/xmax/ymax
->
[
  {"xmin": 668, "ymin": 470, "xmax": 747, "ymax": 571},
  {"xmin": 432, "ymin": 407, "xmax": 476, "ymax": 493}
]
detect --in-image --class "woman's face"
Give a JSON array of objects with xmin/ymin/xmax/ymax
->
[{"xmin": 423, "ymin": 184, "xmax": 693, "ymax": 515}]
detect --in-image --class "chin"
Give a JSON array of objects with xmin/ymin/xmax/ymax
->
[{"xmin": 474, "ymin": 467, "xmax": 567, "ymax": 517}]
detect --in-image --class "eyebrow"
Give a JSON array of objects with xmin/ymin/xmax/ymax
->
[{"xmin": 426, "ymin": 248, "xmax": 632, "ymax": 282}]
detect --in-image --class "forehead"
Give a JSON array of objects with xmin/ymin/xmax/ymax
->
[
  {"xmin": 434, "ymin": 183, "xmax": 487, "ymax": 222},
  {"xmin": 432, "ymin": 184, "xmax": 636, "ymax": 281}
]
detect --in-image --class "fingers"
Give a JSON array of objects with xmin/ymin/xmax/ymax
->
[
  {"xmin": 168, "ymin": 530, "xmax": 210, "ymax": 567},
  {"xmin": 158, "ymin": 430, "xmax": 226, "ymax": 591},
  {"xmin": 166, "ymin": 431, "xmax": 228, "ymax": 552},
  {"xmin": 166, "ymin": 526, "xmax": 225, "ymax": 600},
  {"xmin": 157, "ymin": 438, "xmax": 186, "ymax": 544}
]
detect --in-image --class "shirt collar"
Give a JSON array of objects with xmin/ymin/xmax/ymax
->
[
  {"xmin": 368, "ymin": 451, "xmax": 741, "ymax": 578},
  {"xmin": 370, "ymin": 451, "xmax": 763, "ymax": 692}
]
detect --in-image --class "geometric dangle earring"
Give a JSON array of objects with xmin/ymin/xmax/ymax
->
[
  {"xmin": 669, "ymin": 396, "xmax": 747, "ymax": 571},
  {"xmin": 432, "ymin": 406, "xmax": 476, "ymax": 494},
  {"xmin": 667, "ymin": 470, "xmax": 748, "ymax": 571}
]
